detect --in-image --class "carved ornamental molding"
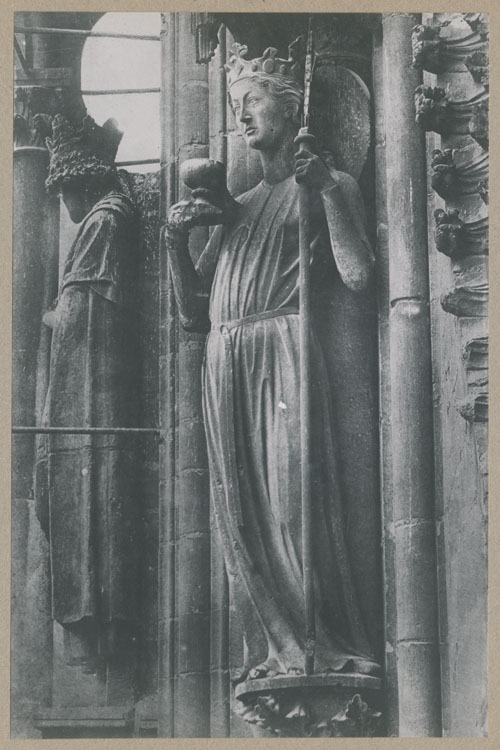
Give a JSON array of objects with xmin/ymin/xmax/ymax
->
[
  {"xmin": 412, "ymin": 14, "xmax": 488, "ymax": 80},
  {"xmin": 415, "ymin": 86, "xmax": 488, "ymax": 149},
  {"xmin": 434, "ymin": 210, "xmax": 488, "ymax": 260},
  {"xmin": 466, "ymin": 49, "xmax": 489, "ymax": 87},
  {"xmin": 430, "ymin": 148, "xmax": 488, "ymax": 201},
  {"xmin": 440, "ymin": 257, "xmax": 488, "ymax": 318},
  {"xmin": 14, "ymin": 86, "xmax": 64, "ymax": 149},
  {"xmin": 412, "ymin": 23, "xmax": 483, "ymax": 75},
  {"xmin": 468, "ymin": 98, "xmax": 488, "ymax": 151},
  {"xmin": 234, "ymin": 673, "xmax": 383, "ymax": 738},
  {"xmin": 417, "ymin": 13, "xmax": 489, "ymax": 325},
  {"xmin": 458, "ymin": 337, "xmax": 488, "ymax": 424},
  {"xmin": 236, "ymin": 691, "xmax": 383, "ymax": 738},
  {"xmin": 191, "ymin": 12, "xmax": 220, "ymax": 64},
  {"xmin": 458, "ymin": 337, "xmax": 488, "ymax": 509}
]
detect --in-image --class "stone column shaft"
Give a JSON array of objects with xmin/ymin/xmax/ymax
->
[
  {"xmin": 158, "ymin": 11, "xmax": 177, "ymax": 738},
  {"xmin": 382, "ymin": 13, "xmax": 442, "ymax": 736},
  {"xmin": 159, "ymin": 13, "xmax": 211, "ymax": 738},
  {"xmin": 175, "ymin": 14, "xmax": 211, "ymax": 738},
  {"xmin": 372, "ymin": 22, "xmax": 398, "ymax": 736},
  {"xmin": 12, "ymin": 145, "xmax": 59, "ymax": 732}
]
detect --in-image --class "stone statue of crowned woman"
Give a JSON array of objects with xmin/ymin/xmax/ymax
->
[{"xmin": 164, "ymin": 40, "xmax": 381, "ymax": 694}]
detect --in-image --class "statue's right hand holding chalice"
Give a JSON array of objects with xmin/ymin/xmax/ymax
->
[{"xmin": 166, "ymin": 158, "xmax": 238, "ymax": 232}]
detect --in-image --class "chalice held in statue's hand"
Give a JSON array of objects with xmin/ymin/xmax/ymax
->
[{"xmin": 180, "ymin": 158, "xmax": 238, "ymax": 226}]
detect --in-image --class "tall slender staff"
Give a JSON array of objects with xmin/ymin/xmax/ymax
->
[{"xmin": 294, "ymin": 17, "xmax": 316, "ymax": 676}]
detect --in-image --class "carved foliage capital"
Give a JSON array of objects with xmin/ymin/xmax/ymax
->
[
  {"xmin": 411, "ymin": 24, "xmax": 444, "ymax": 73},
  {"xmin": 415, "ymin": 86, "xmax": 488, "ymax": 147},
  {"xmin": 463, "ymin": 336, "xmax": 488, "ymax": 371},
  {"xmin": 440, "ymin": 256, "xmax": 488, "ymax": 317},
  {"xmin": 434, "ymin": 209, "xmax": 465, "ymax": 259},
  {"xmin": 478, "ymin": 179, "xmax": 488, "ymax": 205},
  {"xmin": 458, "ymin": 395, "xmax": 488, "ymax": 423},
  {"xmin": 330, "ymin": 693, "xmax": 383, "ymax": 737},
  {"xmin": 14, "ymin": 86, "xmax": 64, "ymax": 149},
  {"xmin": 434, "ymin": 209, "xmax": 488, "ymax": 260},
  {"xmin": 469, "ymin": 98, "xmax": 489, "ymax": 150},
  {"xmin": 458, "ymin": 337, "xmax": 488, "ymax": 424},
  {"xmin": 414, "ymin": 85, "xmax": 449, "ymax": 134},
  {"xmin": 440, "ymin": 286, "xmax": 488, "ymax": 318},
  {"xmin": 430, "ymin": 148, "xmax": 488, "ymax": 200},
  {"xmin": 236, "ymin": 692, "xmax": 383, "ymax": 737},
  {"xmin": 465, "ymin": 49, "xmax": 489, "ymax": 87},
  {"xmin": 412, "ymin": 15, "xmax": 488, "ymax": 76},
  {"xmin": 463, "ymin": 13, "xmax": 489, "ymax": 41},
  {"xmin": 431, "ymin": 149, "xmax": 458, "ymax": 200}
]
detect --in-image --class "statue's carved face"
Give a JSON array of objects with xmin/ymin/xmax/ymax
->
[
  {"xmin": 61, "ymin": 185, "xmax": 93, "ymax": 224},
  {"xmin": 230, "ymin": 79, "xmax": 292, "ymax": 152}
]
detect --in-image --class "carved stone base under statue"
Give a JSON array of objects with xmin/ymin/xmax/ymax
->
[{"xmin": 235, "ymin": 673, "xmax": 383, "ymax": 737}]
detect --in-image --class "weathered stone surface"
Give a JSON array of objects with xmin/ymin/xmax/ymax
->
[
  {"xmin": 430, "ymin": 145, "xmax": 488, "ymax": 200},
  {"xmin": 383, "ymin": 12, "xmax": 442, "ymax": 737},
  {"xmin": 412, "ymin": 16, "xmax": 486, "ymax": 75},
  {"xmin": 310, "ymin": 61, "xmax": 371, "ymax": 180},
  {"xmin": 424, "ymin": 11, "xmax": 488, "ymax": 736},
  {"xmin": 440, "ymin": 256, "xmax": 488, "ymax": 317},
  {"xmin": 415, "ymin": 84, "xmax": 488, "ymax": 142},
  {"xmin": 158, "ymin": 13, "xmax": 212, "ymax": 738},
  {"xmin": 235, "ymin": 674, "xmax": 383, "ymax": 737},
  {"xmin": 12, "ymin": 145, "xmax": 59, "ymax": 736},
  {"xmin": 166, "ymin": 17, "xmax": 383, "ymax": 738}
]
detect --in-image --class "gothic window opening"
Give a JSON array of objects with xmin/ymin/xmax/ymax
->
[{"xmin": 81, "ymin": 12, "xmax": 161, "ymax": 172}]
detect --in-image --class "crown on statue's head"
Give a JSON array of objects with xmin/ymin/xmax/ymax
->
[
  {"xmin": 46, "ymin": 114, "xmax": 122, "ymax": 163},
  {"xmin": 45, "ymin": 114, "xmax": 123, "ymax": 192},
  {"xmin": 224, "ymin": 38, "xmax": 305, "ymax": 91}
]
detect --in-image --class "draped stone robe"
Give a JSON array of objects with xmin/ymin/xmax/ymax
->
[
  {"xmin": 35, "ymin": 192, "xmax": 139, "ymax": 655},
  {"xmin": 195, "ymin": 173, "xmax": 379, "ymax": 679}
]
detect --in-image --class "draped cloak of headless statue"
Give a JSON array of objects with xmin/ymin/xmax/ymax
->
[
  {"xmin": 34, "ymin": 114, "xmax": 140, "ymax": 662},
  {"xmin": 165, "ymin": 42, "xmax": 381, "ymax": 683}
]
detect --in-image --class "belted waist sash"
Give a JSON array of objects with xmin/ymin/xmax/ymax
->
[
  {"xmin": 212, "ymin": 306, "xmax": 299, "ymax": 332},
  {"xmin": 209, "ymin": 307, "xmax": 299, "ymax": 529}
]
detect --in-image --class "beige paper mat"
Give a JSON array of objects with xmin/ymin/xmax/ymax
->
[{"xmin": 1, "ymin": 1, "xmax": 498, "ymax": 747}]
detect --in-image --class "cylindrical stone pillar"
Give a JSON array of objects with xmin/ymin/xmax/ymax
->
[
  {"xmin": 382, "ymin": 13, "xmax": 442, "ymax": 736},
  {"xmin": 158, "ymin": 13, "xmax": 212, "ymax": 738},
  {"xmin": 13, "ymin": 147, "xmax": 59, "ymax": 492},
  {"xmin": 372, "ymin": 20, "xmax": 398, "ymax": 736},
  {"xmin": 12, "ymin": 145, "xmax": 59, "ymax": 730},
  {"xmin": 158, "ymin": 11, "xmax": 177, "ymax": 738},
  {"xmin": 174, "ymin": 14, "xmax": 211, "ymax": 737}
]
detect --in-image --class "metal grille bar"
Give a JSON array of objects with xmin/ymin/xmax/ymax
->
[
  {"xmin": 14, "ymin": 26, "xmax": 160, "ymax": 42},
  {"xmin": 116, "ymin": 159, "xmax": 160, "ymax": 167},
  {"xmin": 82, "ymin": 88, "xmax": 160, "ymax": 96},
  {"xmin": 14, "ymin": 35, "xmax": 31, "ymax": 75},
  {"xmin": 12, "ymin": 426, "xmax": 160, "ymax": 435}
]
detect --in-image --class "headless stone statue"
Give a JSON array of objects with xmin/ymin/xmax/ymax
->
[{"xmin": 165, "ymin": 44, "xmax": 380, "ymax": 683}]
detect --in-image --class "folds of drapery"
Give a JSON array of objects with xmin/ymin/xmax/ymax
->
[{"xmin": 34, "ymin": 195, "xmax": 141, "ymax": 655}]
